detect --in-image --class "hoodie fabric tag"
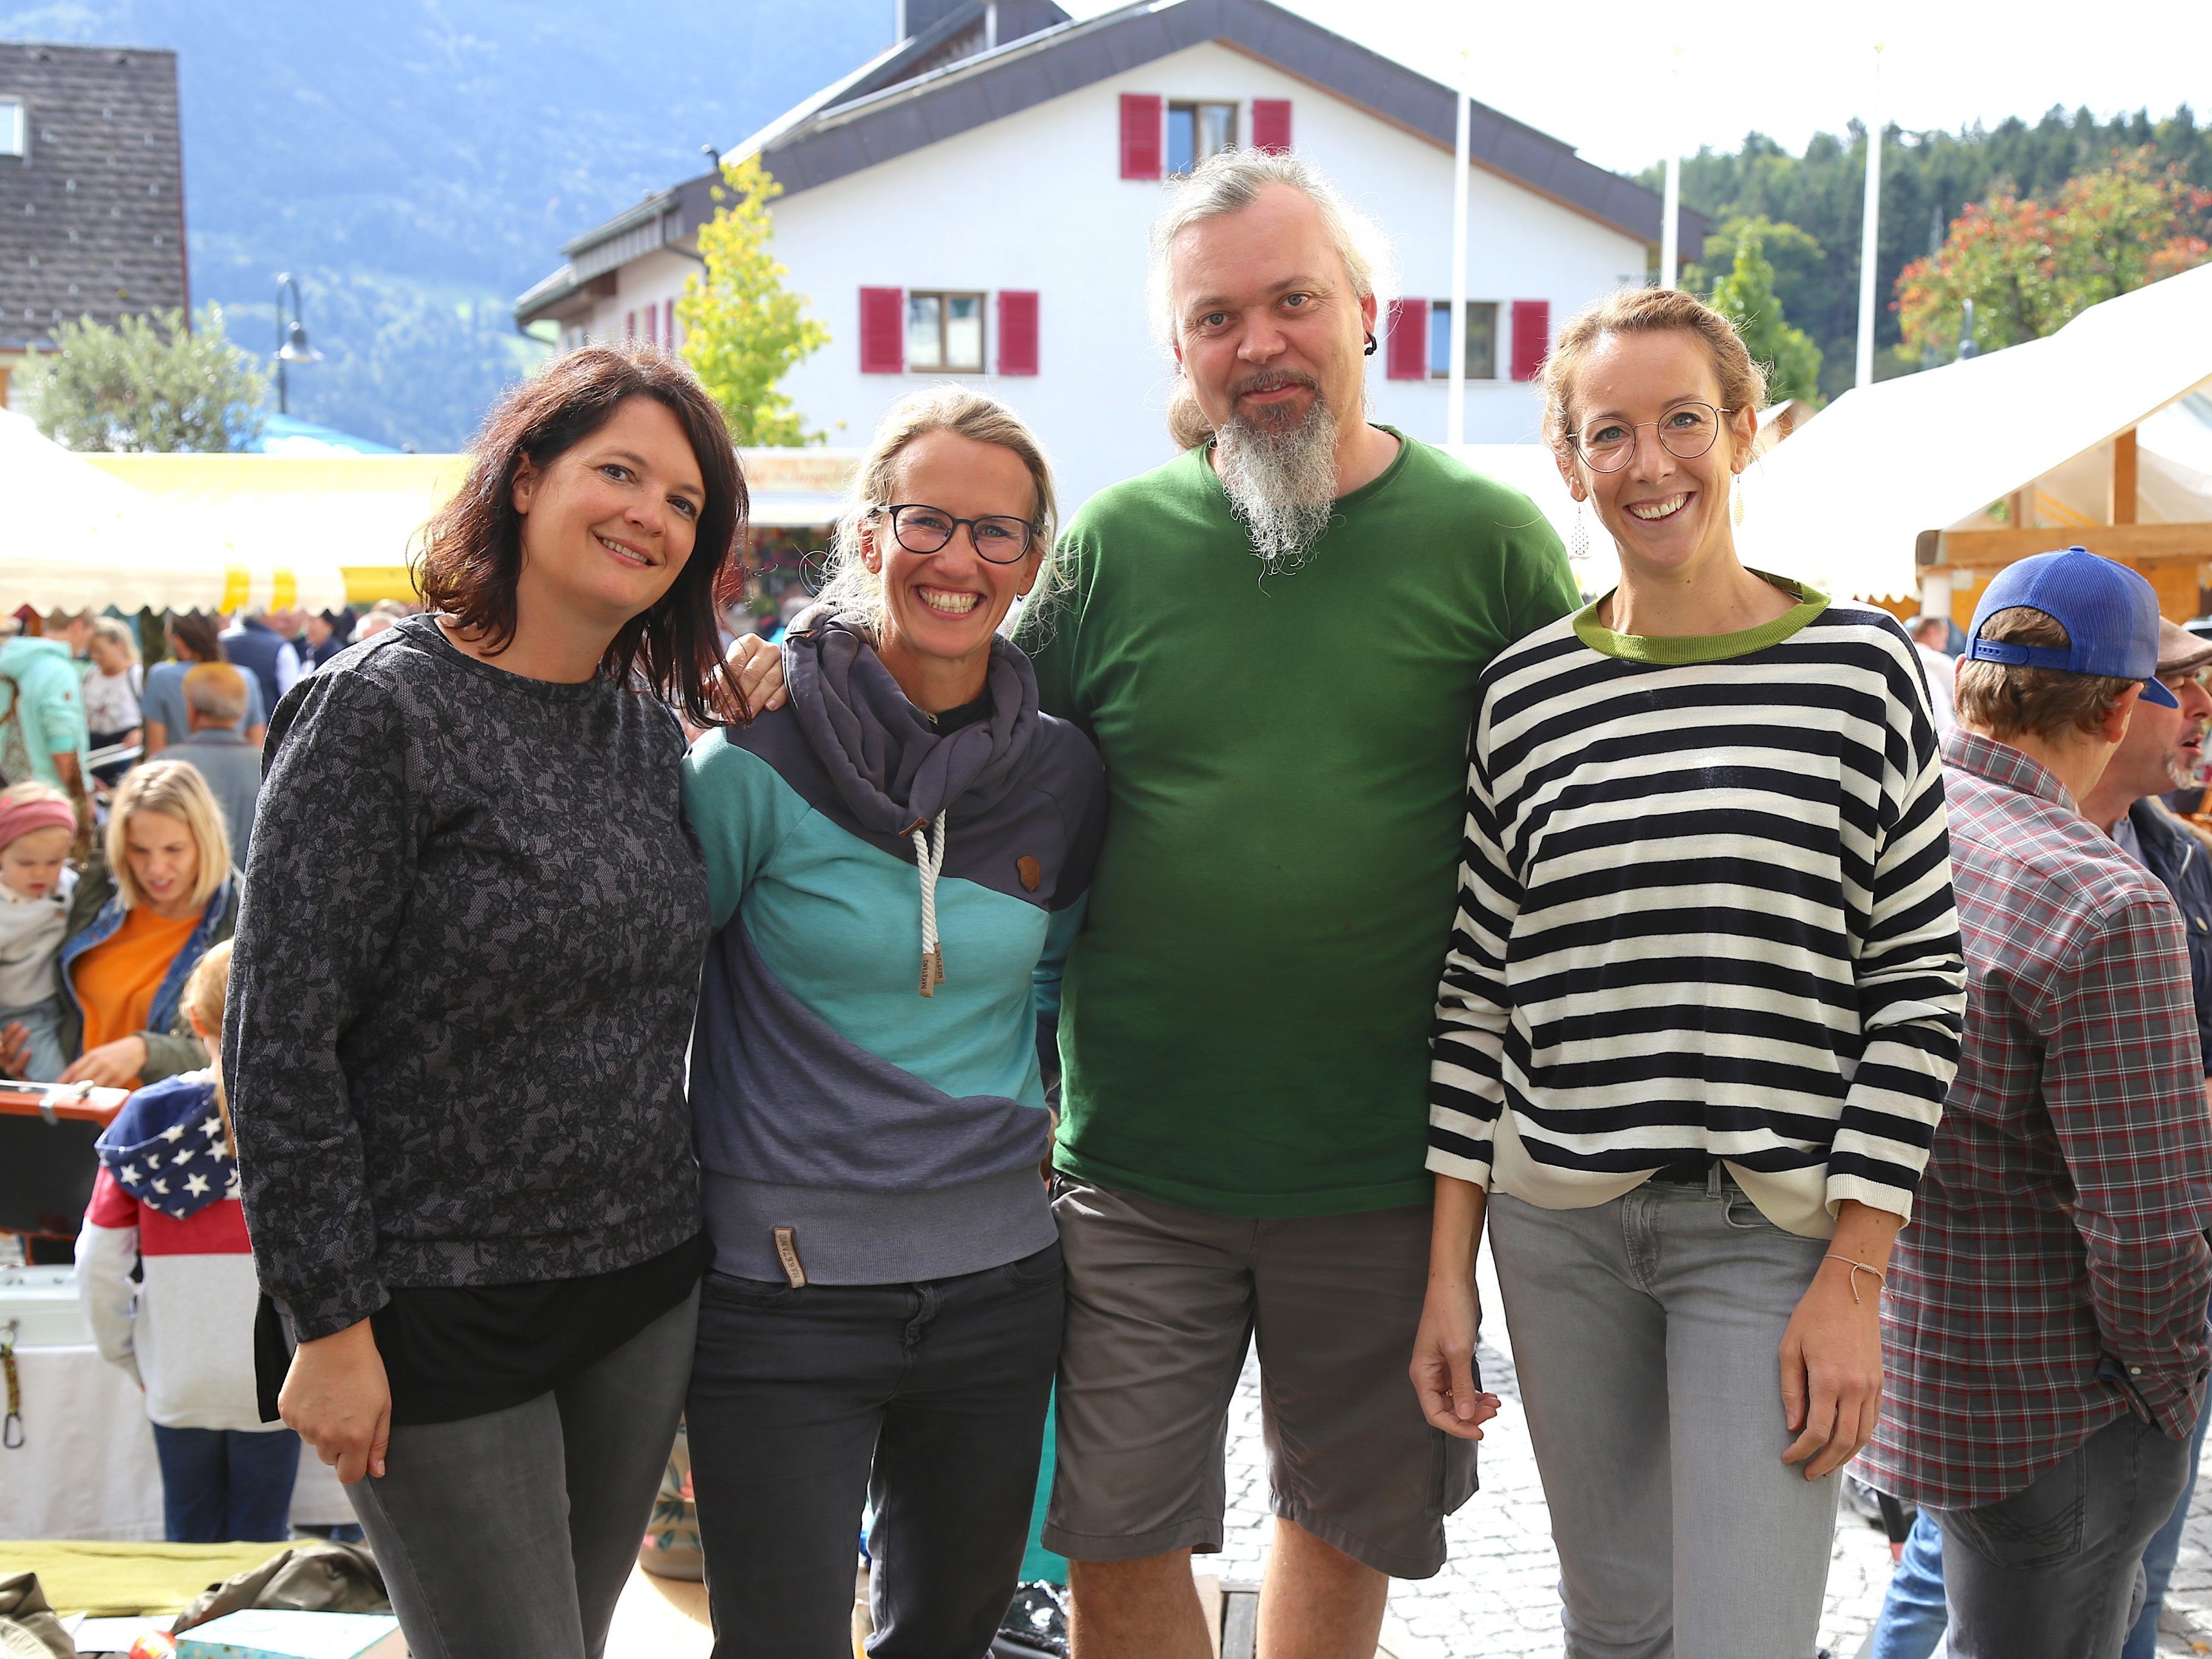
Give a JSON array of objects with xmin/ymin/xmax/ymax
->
[{"xmin": 773, "ymin": 1226, "xmax": 808, "ymax": 1288}]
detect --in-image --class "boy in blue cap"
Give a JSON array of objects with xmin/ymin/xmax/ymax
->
[{"xmin": 1858, "ymin": 549, "xmax": 2212, "ymax": 1659}]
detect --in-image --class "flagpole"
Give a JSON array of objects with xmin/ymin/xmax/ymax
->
[
  {"xmin": 1856, "ymin": 43, "xmax": 1885, "ymax": 388},
  {"xmin": 1447, "ymin": 49, "xmax": 1470, "ymax": 448},
  {"xmin": 1660, "ymin": 47, "xmax": 1682, "ymax": 288}
]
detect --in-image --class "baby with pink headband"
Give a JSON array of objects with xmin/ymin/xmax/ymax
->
[{"xmin": 0, "ymin": 782, "xmax": 81, "ymax": 1081}]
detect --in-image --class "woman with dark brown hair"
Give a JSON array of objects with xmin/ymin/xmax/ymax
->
[{"xmin": 224, "ymin": 344, "xmax": 751, "ymax": 1659}]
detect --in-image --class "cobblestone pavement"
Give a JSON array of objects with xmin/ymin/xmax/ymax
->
[{"xmin": 1210, "ymin": 1258, "xmax": 2212, "ymax": 1658}]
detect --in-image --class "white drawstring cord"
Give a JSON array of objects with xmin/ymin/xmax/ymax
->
[{"xmin": 911, "ymin": 810, "xmax": 948, "ymax": 997}]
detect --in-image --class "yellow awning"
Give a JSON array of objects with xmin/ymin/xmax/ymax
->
[
  {"xmin": 88, "ymin": 452, "xmax": 468, "ymax": 609},
  {"xmin": 0, "ymin": 411, "xmax": 350, "ymax": 613},
  {"xmin": 91, "ymin": 447, "xmax": 855, "ymax": 609}
]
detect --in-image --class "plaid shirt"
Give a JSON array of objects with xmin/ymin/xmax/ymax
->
[{"xmin": 1860, "ymin": 729, "xmax": 2212, "ymax": 1509}]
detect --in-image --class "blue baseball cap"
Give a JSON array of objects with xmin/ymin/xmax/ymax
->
[{"xmin": 1965, "ymin": 547, "xmax": 2179, "ymax": 710}]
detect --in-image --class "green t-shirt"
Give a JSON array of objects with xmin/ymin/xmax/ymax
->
[{"xmin": 1019, "ymin": 430, "xmax": 1580, "ymax": 1216}]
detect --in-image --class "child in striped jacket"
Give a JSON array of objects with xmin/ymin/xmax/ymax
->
[{"xmin": 75, "ymin": 939, "xmax": 301, "ymax": 1541}]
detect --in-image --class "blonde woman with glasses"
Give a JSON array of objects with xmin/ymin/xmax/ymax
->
[{"xmin": 683, "ymin": 385, "xmax": 1104, "ymax": 1657}]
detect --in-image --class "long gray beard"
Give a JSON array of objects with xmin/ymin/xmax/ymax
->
[{"xmin": 1214, "ymin": 397, "xmax": 1339, "ymax": 575}]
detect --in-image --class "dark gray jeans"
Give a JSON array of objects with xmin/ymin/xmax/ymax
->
[
  {"xmin": 344, "ymin": 1290, "xmax": 698, "ymax": 1659},
  {"xmin": 1936, "ymin": 1408, "xmax": 2196, "ymax": 1659},
  {"xmin": 686, "ymin": 1241, "xmax": 1064, "ymax": 1659}
]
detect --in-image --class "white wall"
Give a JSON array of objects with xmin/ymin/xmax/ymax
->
[{"xmin": 572, "ymin": 40, "xmax": 1651, "ymax": 511}]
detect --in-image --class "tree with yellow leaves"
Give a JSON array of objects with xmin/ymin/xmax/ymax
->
[{"xmin": 678, "ymin": 155, "xmax": 829, "ymax": 446}]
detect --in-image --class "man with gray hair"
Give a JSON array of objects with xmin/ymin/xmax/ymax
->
[
  {"xmin": 1014, "ymin": 149, "xmax": 1578, "ymax": 1657},
  {"xmin": 166, "ymin": 662, "xmax": 263, "ymax": 860}
]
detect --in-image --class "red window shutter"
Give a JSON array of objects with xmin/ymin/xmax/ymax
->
[
  {"xmin": 1385, "ymin": 297, "xmax": 1426, "ymax": 380},
  {"xmin": 998, "ymin": 290, "xmax": 1039, "ymax": 375},
  {"xmin": 1510, "ymin": 299, "xmax": 1551, "ymax": 381},
  {"xmin": 1120, "ymin": 94, "xmax": 1163, "ymax": 180},
  {"xmin": 625, "ymin": 310, "xmax": 637, "ymax": 340},
  {"xmin": 1251, "ymin": 98, "xmax": 1292, "ymax": 153},
  {"xmin": 663, "ymin": 299, "xmax": 676, "ymax": 347},
  {"xmin": 860, "ymin": 287, "xmax": 904, "ymax": 374}
]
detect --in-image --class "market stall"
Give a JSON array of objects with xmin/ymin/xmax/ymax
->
[
  {"xmin": 91, "ymin": 446, "xmax": 857, "ymax": 611},
  {"xmin": 0, "ymin": 412, "xmax": 348, "ymax": 615},
  {"xmin": 1734, "ymin": 261, "xmax": 2212, "ymax": 618}
]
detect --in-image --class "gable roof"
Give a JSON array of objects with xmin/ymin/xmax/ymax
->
[
  {"xmin": 517, "ymin": 0, "xmax": 1699, "ymax": 327},
  {"xmin": 0, "ymin": 42, "xmax": 189, "ymax": 354}
]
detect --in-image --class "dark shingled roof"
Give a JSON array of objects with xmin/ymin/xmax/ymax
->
[
  {"xmin": 0, "ymin": 41, "xmax": 190, "ymax": 354},
  {"xmin": 518, "ymin": 0, "xmax": 1700, "ymax": 329}
]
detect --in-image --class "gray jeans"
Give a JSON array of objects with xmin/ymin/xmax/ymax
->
[
  {"xmin": 1936, "ymin": 1409, "xmax": 2194, "ymax": 1659},
  {"xmin": 1488, "ymin": 1178, "xmax": 1839, "ymax": 1659},
  {"xmin": 344, "ymin": 1289, "xmax": 698, "ymax": 1659}
]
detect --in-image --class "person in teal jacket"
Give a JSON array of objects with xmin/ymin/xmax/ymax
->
[
  {"xmin": 0, "ymin": 626, "xmax": 93, "ymax": 834},
  {"xmin": 683, "ymin": 385, "xmax": 1103, "ymax": 1659}
]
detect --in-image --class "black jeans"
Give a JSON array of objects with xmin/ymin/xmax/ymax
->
[
  {"xmin": 687, "ymin": 1241, "xmax": 1064, "ymax": 1659},
  {"xmin": 1937, "ymin": 1409, "xmax": 2196, "ymax": 1659}
]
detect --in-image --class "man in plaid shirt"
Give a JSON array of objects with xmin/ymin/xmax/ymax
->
[{"xmin": 1860, "ymin": 549, "xmax": 2212, "ymax": 1659}]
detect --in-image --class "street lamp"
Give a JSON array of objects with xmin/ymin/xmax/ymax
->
[{"xmin": 273, "ymin": 272, "xmax": 322, "ymax": 415}]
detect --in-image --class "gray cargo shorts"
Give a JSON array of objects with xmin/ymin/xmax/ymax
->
[{"xmin": 1042, "ymin": 1176, "xmax": 1477, "ymax": 1581}]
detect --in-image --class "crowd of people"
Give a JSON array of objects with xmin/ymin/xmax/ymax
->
[
  {"xmin": 10, "ymin": 143, "xmax": 2212, "ymax": 1659},
  {"xmin": 0, "ymin": 597, "xmax": 420, "ymax": 1539}
]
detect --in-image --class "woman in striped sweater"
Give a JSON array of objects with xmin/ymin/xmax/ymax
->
[{"xmin": 1409, "ymin": 287, "xmax": 1966, "ymax": 1658}]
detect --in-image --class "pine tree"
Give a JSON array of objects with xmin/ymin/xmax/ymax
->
[
  {"xmin": 1702, "ymin": 223, "xmax": 1825, "ymax": 406},
  {"xmin": 678, "ymin": 155, "xmax": 830, "ymax": 446},
  {"xmin": 26, "ymin": 306, "xmax": 266, "ymax": 452}
]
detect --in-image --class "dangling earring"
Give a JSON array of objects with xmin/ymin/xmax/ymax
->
[
  {"xmin": 1571, "ymin": 498, "xmax": 1589, "ymax": 562},
  {"xmin": 1732, "ymin": 471, "xmax": 1745, "ymax": 528}
]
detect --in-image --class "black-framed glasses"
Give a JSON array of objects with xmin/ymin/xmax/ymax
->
[
  {"xmin": 875, "ymin": 502, "xmax": 1037, "ymax": 564},
  {"xmin": 1570, "ymin": 402, "xmax": 1736, "ymax": 473}
]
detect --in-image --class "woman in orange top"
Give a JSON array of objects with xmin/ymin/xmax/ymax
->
[{"xmin": 57, "ymin": 761, "xmax": 238, "ymax": 1087}]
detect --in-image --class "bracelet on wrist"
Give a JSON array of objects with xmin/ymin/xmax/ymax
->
[{"xmin": 1825, "ymin": 1253, "xmax": 1885, "ymax": 1304}]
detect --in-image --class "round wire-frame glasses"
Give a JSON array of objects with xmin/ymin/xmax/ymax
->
[
  {"xmin": 874, "ymin": 502, "xmax": 1037, "ymax": 564},
  {"xmin": 1570, "ymin": 402, "xmax": 1738, "ymax": 474}
]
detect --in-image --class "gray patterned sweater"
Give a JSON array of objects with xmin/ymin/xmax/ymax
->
[{"xmin": 225, "ymin": 617, "xmax": 709, "ymax": 1341}]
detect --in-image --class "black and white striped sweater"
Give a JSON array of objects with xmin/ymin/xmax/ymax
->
[{"xmin": 1426, "ymin": 582, "xmax": 1965, "ymax": 1233}]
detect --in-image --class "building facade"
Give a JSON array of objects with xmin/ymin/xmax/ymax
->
[
  {"xmin": 516, "ymin": 0, "xmax": 1701, "ymax": 508},
  {"xmin": 0, "ymin": 42, "xmax": 189, "ymax": 411}
]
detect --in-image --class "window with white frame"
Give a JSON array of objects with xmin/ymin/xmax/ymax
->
[
  {"xmin": 0, "ymin": 100, "xmax": 26, "ymax": 160},
  {"xmin": 906, "ymin": 292, "xmax": 985, "ymax": 372},
  {"xmin": 1166, "ymin": 102, "xmax": 1236, "ymax": 175},
  {"xmin": 1429, "ymin": 300, "xmax": 1500, "ymax": 380}
]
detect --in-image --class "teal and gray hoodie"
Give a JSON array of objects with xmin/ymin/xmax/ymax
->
[{"xmin": 682, "ymin": 617, "xmax": 1104, "ymax": 1285}]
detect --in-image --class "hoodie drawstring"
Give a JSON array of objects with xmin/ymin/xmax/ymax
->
[{"xmin": 912, "ymin": 810, "xmax": 948, "ymax": 997}]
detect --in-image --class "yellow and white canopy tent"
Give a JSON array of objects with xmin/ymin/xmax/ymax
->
[
  {"xmin": 88, "ymin": 452, "xmax": 471, "ymax": 607},
  {"xmin": 0, "ymin": 409, "xmax": 348, "ymax": 614},
  {"xmin": 1734, "ymin": 261, "xmax": 2212, "ymax": 621},
  {"xmin": 90, "ymin": 448, "xmax": 861, "ymax": 609}
]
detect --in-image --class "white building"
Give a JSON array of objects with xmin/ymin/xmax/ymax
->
[{"xmin": 515, "ymin": 0, "xmax": 1701, "ymax": 509}]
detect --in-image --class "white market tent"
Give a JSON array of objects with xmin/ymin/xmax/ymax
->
[
  {"xmin": 92, "ymin": 446, "xmax": 860, "ymax": 607},
  {"xmin": 1734, "ymin": 262, "xmax": 2212, "ymax": 614},
  {"xmin": 0, "ymin": 409, "xmax": 349, "ymax": 614}
]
